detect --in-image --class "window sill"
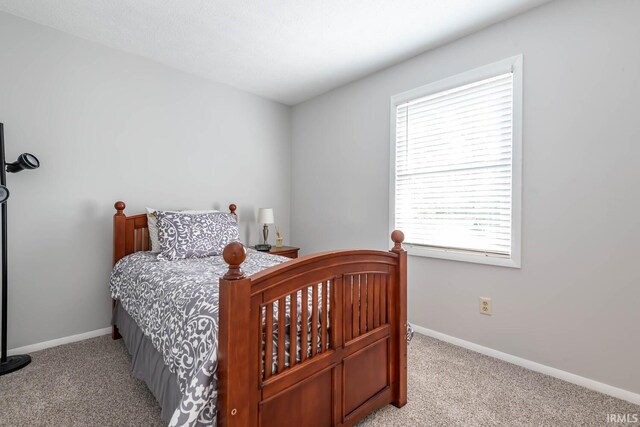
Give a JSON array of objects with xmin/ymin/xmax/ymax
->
[{"xmin": 405, "ymin": 244, "xmax": 521, "ymax": 268}]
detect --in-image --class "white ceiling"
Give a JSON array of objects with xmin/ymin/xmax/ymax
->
[{"xmin": 0, "ymin": 0, "xmax": 551, "ymax": 105}]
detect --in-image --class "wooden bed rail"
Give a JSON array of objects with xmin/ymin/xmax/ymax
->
[{"xmin": 218, "ymin": 231, "xmax": 407, "ymax": 427}]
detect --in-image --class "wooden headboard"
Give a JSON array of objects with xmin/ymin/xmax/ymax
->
[{"xmin": 112, "ymin": 201, "xmax": 238, "ymax": 266}]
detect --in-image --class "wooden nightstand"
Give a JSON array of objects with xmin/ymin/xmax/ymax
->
[{"xmin": 259, "ymin": 245, "xmax": 300, "ymax": 259}]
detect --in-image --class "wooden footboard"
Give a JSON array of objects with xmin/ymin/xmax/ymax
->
[{"xmin": 218, "ymin": 232, "xmax": 407, "ymax": 427}]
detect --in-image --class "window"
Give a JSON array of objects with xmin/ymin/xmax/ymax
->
[{"xmin": 390, "ymin": 56, "xmax": 522, "ymax": 268}]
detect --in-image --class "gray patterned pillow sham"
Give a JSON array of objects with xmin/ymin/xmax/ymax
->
[
  {"xmin": 156, "ymin": 211, "xmax": 239, "ymax": 261},
  {"xmin": 146, "ymin": 207, "xmax": 219, "ymax": 252}
]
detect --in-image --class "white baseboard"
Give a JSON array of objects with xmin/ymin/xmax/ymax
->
[
  {"xmin": 7, "ymin": 327, "xmax": 112, "ymax": 356},
  {"xmin": 411, "ymin": 324, "xmax": 640, "ymax": 406}
]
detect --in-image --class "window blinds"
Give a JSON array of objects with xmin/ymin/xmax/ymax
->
[{"xmin": 394, "ymin": 72, "xmax": 514, "ymax": 255}]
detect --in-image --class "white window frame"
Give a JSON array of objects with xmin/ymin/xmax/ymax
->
[{"xmin": 389, "ymin": 55, "xmax": 523, "ymax": 268}]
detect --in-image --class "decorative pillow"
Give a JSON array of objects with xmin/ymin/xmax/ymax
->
[
  {"xmin": 146, "ymin": 207, "xmax": 219, "ymax": 252},
  {"xmin": 156, "ymin": 211, "xmax": 239, "ymax": 261}
]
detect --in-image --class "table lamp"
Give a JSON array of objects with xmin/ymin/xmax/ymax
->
[{"xmin": 255, "ymin": 208, "xmax": 274, "ymax": 251}]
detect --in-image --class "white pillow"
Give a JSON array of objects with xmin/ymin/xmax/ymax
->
[{"xmin": 146, "ymin": 207, "xmax": 219, "ymax": 252}]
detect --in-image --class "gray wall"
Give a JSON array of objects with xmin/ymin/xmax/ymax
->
[
  {"xmin": 0, "ymin": 12, "xmax": 291, "ymax": 348},
  {"xmin": 291, "ymin": 0, "xmax": 640, "ymax": 394}
]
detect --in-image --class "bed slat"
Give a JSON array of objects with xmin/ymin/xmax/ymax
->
[
  {"xmin": 367, "ymin": 274, "xmax": 374, "ymax": 331},
  {"xmin": 289, "ymin": 291, "xmax": 298, "ymax": 368},
  {"xmin": 344, "ymin": 275, "xmax": 353, "ymax": 342},
  {"xmin": 352, "ymin": 277, "xmax": 360, "ymax": 338},
  {"xmin": 311, "ymin": 285, "xmax": 318, "ymax": 357},
  {"xmin": 143, "ymin": 228, "xmax": 150, "ymax": 251},
  {"xmin": 331, "ymin": 276, "xmax": 343, "ymax": 349},
  {"xmin": 125, "ymin": 220, "xmax": 135, "ymax": 256},
  {"xmin": 136, "ymin": 228, "xmax": 142, "ymax": 252},
  {"xmin": 381, "ymin": 274, "xmax": 387, "ymax": 324},
  {"xmin": 264, "ymin": 303, "xmax": 273, "ymax": 380},
  {"xmin": 277, "ymin": 297, "xmax": 286, "ymax": 373},
  {"xmin": 373, "ymin": 274, "xmax": 381, "ymax": 329},
  {"xmin": 321, "ymin": 281, "xmax": 328, "ymax": 352},
  {"xmin": 300, "ymin": 287, "xmax": 308, "ymax": 363},
  {"xmin": 359, "ymin": 275, "xmax": 366, "ymax": 335}
]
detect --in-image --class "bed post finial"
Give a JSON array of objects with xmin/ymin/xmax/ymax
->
[
  {"xmin": 115, "ymin": 201, "xmax": 126, "ymax": 215},
  {"xmin": 229, "ymin": 204, "xmax": 237, "ymax": 221},
  {"xmin": 391, "ymin": 230, "xmax": 405, "ymax": 252},
  {"xmin": 223, "ymin": 242, "xmax": 247, "ymax": 280}
]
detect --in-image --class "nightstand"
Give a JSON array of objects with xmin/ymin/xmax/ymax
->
[{"xmin": 259, "ymin": 245, "xmax": 300, "ymax": 259}]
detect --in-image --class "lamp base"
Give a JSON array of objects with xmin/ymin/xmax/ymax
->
[
  {"xmin": 0, "ymin": 354, "xmax": 31, "ymax": 376},
  {"xmin": 255, "ymin": 244, "xmax": 272, "ymax": 252}
]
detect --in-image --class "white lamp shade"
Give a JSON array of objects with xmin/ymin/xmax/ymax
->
[{"xmin": 257, "ymin": 208, "xmax": 275, "ymax": 224}]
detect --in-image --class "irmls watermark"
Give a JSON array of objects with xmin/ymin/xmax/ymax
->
[{"xmin": 606, "ymin": 413, "xmax": 639, "ymax": 424}]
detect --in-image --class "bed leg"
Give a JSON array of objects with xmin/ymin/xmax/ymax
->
[
  {"xmin": 390, "ymin": 230, "xmax": 407, "ymax": 408},
  {"xmin": 111, "ymin": 299, "xmax": 122, "ymax": 340},
  {"xmin": 112, "ymin": 326, "xmax": 122, "ymax": 340},
  {"xmin": 112, "ymin": 201, "xmax": 125, "ymax": 341}
]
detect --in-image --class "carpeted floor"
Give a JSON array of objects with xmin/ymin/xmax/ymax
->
[{"xmin": 1, "ymin": 333, "xmax": 638, "ymax": 426}]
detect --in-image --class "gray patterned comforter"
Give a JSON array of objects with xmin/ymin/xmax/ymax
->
[{"xmin": 110, "ymin": 249, "xmax": 288, "ymax": 427}]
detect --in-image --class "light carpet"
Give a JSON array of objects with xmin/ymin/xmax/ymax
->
[{"xmin": 1, "ymin": 333, "xmax": 638, "ymax": 426}]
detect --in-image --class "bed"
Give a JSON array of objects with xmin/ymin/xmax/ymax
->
[{"xmin": 111, "ymin": 201, "xmax": 408, "ymax": 427}]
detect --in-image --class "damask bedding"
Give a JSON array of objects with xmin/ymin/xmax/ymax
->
[{"xmin": 110, "ymin": 249, "xmax": 298, "ymax": 427}]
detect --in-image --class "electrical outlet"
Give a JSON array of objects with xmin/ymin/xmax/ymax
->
[{"xmin": 479, "ymin": 297, "xmax": 492, "ymax": 315}]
